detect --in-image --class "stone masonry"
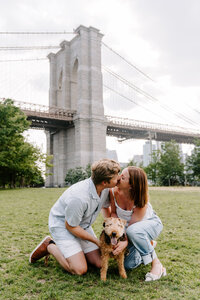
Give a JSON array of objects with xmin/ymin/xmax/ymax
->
[{"xmin": 45, "ymin": 25, "xmax": 106, "ymax": 187}]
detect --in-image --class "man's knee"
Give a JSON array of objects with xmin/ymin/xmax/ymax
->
[
  {"xmin": 71, "ymin": 265, "xmax": 88, "ymax": 275},
  {"xmin": 60, "ymin": 259, "xmax": 87, "ymax": 275}
]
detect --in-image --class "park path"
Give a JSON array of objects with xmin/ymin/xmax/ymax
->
[{"xmin": 149, "ymin": 186, "xmax": 200, "ymax": 191}]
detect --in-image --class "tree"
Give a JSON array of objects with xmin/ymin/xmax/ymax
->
[
  {"xmin": 145, "ymin": 150, "xmax": 160, "ymax": 185},
  {"xmin": 65, "ymin": 166, "xmax": 88, "ymax": 185},
  {"xmin": 185, "ymin": 139, "xmax": 200, "ymax": 184},
  {"xmin": 126, "ymin": 159, "xmax": 137, "ymax": 166},
  {"xmin": 0, "ymin": 99, "xmax": 49, "ymax": 187},
  {"xmin": 85, "ymin": 163, "xmax": 92, "ymax": 178},
  {"xmin": 158, "ymin": 141, "xmax": 184, "ymax": 186},
  {"xmin": 126, "ymin": 159, "xmax": 144, "ymax": 169}
]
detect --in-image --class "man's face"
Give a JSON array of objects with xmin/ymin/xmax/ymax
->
[{"xmin": 104, "ymin": 173, "xmax": 121, "ymax": 188}]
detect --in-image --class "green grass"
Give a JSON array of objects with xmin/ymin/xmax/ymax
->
[{"xmin": 0, "ymin": 187, "xmax": 200, "ymax": 300}]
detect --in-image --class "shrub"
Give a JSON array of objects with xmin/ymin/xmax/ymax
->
[{"xmin": 65, "ymin": 166, "xmax": 88, "ymax": 185}]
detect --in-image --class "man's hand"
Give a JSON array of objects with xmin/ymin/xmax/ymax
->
[
  {"xmin": 65, "ymin": 221, "xmax": 101, "ymax": 247},
  {"xmin": 112, "ymin": 240, "xmax": 128, "ymax": 256},
  {"xmin": 94, "ymin": 238, "xmax": 101, "ymax": 248}
]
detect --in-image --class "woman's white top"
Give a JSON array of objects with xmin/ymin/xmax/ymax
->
[{"xmin": 112, "ymin": 189, "xmax": 153, "ymax": 227}]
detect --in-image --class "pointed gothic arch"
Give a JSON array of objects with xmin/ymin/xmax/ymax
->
[{"xmin": 70, "ymin": 58, "xmax": 78, "ymax": 110}]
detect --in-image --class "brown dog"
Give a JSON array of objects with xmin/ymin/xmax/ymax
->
[{"xmin": 99, "ymin": 217, "xmax": 127, "ymax": 281}]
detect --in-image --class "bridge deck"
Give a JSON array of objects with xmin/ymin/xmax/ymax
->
[{"xmin": 4, "ymin": 100, "xmax": 200, "ymax": 143}]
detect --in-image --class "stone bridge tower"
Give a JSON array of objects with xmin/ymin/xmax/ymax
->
[{"xmin": 46, "ymin": 25, "xmax": 106, "ymax": 187}]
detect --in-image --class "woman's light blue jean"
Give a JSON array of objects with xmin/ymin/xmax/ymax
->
[{"xmin": 124, "ymin": 213, "xmax": 163, "ymax": 269}]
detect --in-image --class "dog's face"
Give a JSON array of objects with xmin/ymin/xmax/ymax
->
[{"xmin": 103, "ymin": 217, "xmax": 126, "ymax": 246}]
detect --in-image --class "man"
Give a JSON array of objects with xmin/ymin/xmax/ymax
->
[{"xmin": 29, "ymin": 159, "xmax": 120, "ymax": 275}]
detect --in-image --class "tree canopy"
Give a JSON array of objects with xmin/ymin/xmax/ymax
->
[
  {"xmin": 158, "ymin": 141, "xmax": 184, "ymax": 186},
  {"xmin": 186, "ymin": 139, "xmax": 200, "ymax": 183},
  {"xmin": 145, "ymin": 140, "xmax": 185, "ymax": 186},
  {"xmin": 0, "ymin": 99, "xmax": 50, "ymax": 187}
]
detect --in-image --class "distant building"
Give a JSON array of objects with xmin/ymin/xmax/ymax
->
[
  {"xmin": 143, "ymin": 141, "xmax": 156, "ymax": 167},
  {"xmin": 133, "ymin": 154, "xmax": 143, "ymax": 165},
  {"xmin": 106, "ymin": 149, "xmax": 118, "ymax": 162}
]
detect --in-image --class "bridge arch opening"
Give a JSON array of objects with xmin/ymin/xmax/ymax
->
[
  {"xmin": 58, "ymin": 69, "xmax": 63, "ymax": 90},
  {"xmin": 70, "ymin": 58, "xmax": 78, "ymax": 110},
  {"xmin": 57, "ymin": 68, "xmax": 63, "ymax": 106}
]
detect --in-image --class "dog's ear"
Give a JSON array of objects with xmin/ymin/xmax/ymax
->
[
  {"xmin": 103, "ymin": 217, "xmax": 109, "ymax": 227},
  {"xmin": 121, "ymin": 219, "xmax": 127, "ymax": 226},
  {"xmin": 100, "ymin": 231, "xmax": 110, "ymax": 245},
  {"xmin": 104, "ymin": 232, "xmax": 111, "ymax": 245}
]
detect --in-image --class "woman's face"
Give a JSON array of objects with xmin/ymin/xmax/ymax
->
[{"xmin": 118, "ymin": 168, "xmax": 131, "ymax": 189}]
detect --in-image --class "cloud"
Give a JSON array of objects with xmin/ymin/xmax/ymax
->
[
  {"xmin": 130, "ymin": 0, "xmax": 200, "ymax": 87},
  {"xmin": 0, "ymin": 0, "xmax": 199, "ymax": 128}
]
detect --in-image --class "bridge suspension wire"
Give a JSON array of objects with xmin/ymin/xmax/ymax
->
[
  {"xmin": 103, "ymin": 84, "xmax": 170, "ymax": 123},
  {"xmin": 103, "ymin": 66, "xmax": 157, "ymax": 101},
  {"xmin": 103, "ymin": 66, "xmax": 200, "ymax": 127},
  {"xmin": 0, "ymin": 58, "xmax": 47, "ymax": 62},
  {"xmin": 102, "ymin": 42, "xmax": 155, "ymax": 82},
  {"xmin": 0, "ymin": 46, "xmax": 60, "ymax": 51},
  {"xmin": 0, "ymin": 31, "xmax": 76, "ymax": 35}
]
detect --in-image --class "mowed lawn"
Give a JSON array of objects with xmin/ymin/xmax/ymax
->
[{"xmin": 0, "ymin": 187, "xmax": 200, "ymax": 300}]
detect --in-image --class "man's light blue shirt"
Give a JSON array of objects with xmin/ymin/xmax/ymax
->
[{"xmin": 49, "ymin": 178, "xmax": 110, "ymax": 230}]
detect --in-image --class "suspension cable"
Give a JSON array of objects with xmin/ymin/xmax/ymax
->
[
  {"xmin": 0, "ymin": 31, "xmax": 76, "ymax": 35},
  {"xmin": 103, "ymin": 66, "xmax": 157, "ymax": 101},
  {"xmin": 103, "ymin": 84, "xmax": 170, "ymax": 122},
  {"xmin": 0, "ymin": 46, "xmax": 60, "ymax": 51},
  {"xmin": 103, "ymin": 66, "xmax": 199, "ymax": 127},
  {"xmin": 102, "ymin": 42, "xmax": 155, "ymax": 82},
  {"xmin": 0, "ymin": 58, "xmax": 47, "ymax": 62}
]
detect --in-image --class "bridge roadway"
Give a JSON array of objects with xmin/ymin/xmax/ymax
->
[{"xmin": 12, "ymin": 101, "xmax": 200, "ymax": 144}]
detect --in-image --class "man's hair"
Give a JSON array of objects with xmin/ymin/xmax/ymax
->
[
  {"xmin": 128, "ymin": 166, "xmax": 148, "ymax": 208},
  {"xmin": 91, "ymin": 159, "xmax": 120, "ymax": 185}
]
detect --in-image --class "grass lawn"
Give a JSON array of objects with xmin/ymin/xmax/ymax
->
[{"xmin": 0, "ymin": 187, "xmax": 200, "ymax": 300}]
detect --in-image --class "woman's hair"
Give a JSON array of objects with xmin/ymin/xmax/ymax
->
[
  {"xmin": 128, "ymin": 166, "xmax": 148, "ymax": 208},
  {"xmin": 91, "ymin": 159, "xmax": 120, "ymax": 185}
]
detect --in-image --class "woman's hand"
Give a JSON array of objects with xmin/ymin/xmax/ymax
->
[{"xmin": 112, "ymin": 240, "xmax": 128, "ymax": 256}]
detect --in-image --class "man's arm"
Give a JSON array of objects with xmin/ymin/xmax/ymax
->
[{"xmin": 65, "ymin": 221, "xmax": 100, "ymax": 247}]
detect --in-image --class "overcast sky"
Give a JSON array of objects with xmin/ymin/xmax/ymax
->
[{"xmin": 0, "ymin": 0, "xmax": 199, "ymax": 161}]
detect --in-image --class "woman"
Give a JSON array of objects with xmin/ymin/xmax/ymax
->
[{"xmin": 110, "ymin": 166, "xmax": 166, "ymax": 281}]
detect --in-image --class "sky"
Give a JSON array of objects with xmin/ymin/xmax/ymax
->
[{"xmin": 0, "ymin": 0, "xmax": 200, "ymax": 162}]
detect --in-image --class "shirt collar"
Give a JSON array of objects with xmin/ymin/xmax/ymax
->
[{"xmin": 89, "ymin": 177, "xmax": 101, "ymax": 201}]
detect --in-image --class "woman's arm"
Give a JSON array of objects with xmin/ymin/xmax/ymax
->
[
  {"xmin": 65, "ymin": 221, "xmax": 100, "ymax": 247},
  {"xmin": 101, "ymin": 207, "xmax": 111, "ymax": 218},
  {"xmin": 128, "ymin": 205, "xmax": 147, "ymax": 226}
]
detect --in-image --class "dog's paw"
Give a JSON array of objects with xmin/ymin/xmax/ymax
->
[
  {"xmin": 101, "ymin": 277, "xmax": 107, "ymax": 281},
  {"xmin": 121, "ymin": 273, "xmax": 127, "ymax": 279}
]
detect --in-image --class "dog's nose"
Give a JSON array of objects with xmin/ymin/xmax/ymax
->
[{"xmin": 112, "ymin": 232, "xmax": 117, "ymax": 237}]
